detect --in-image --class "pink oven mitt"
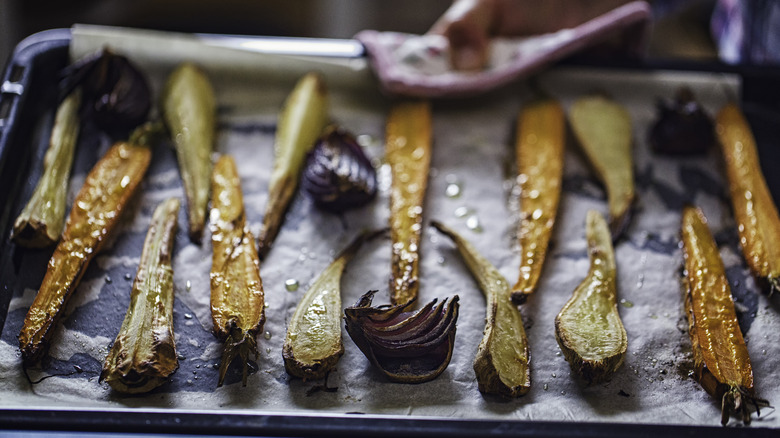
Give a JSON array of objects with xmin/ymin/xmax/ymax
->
[{"xmin": 356, "ymin": 1, "xmax": 652, "ymax": 98}]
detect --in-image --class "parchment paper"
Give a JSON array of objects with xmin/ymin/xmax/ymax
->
[{"xmin": 1, "ymin": 25, "xmax": 778, "ymax": 429}]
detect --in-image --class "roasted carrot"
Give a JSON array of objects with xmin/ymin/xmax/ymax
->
[
  {"xmin": 257, "ymin": 72, "xmax": 328, "ymax": 260},
  {"xmin": 210, "ymin": 155, "xmax": 265, "ymax": 386},
  {"xmin": 554, "ymin": 210, "xmax": 627, "ymax": 384},
  {"xmin": 161, "ymin": 63, "xmax": 216, "ymax": 242},
  {"xmin": 12, "ymin": 89, "xmax": 82, "ymax": 248},
  {"xmin": 18, "ymin": 123, "xmax": 153, "ymax": 364},
  {"xmin": 511, "ymin": 98, "xmax": 565, "ymax": 304},
  {"xmin": 283, "ymin": 229, "xmax": 383, "ymax": 380},
  {"xmin": 716, "ymin": 102, "xmax": 780, "ymax": 293},
  {"xmin": 386, "ymin": 100, "xmax": 432, "ymax": 306},
  {"xmin": 569, "ymin": 95, "xmax": 634, "ymax": 239},
  {"xmin": 101, "ymin": 197, "xmax": 180, "ymax": 393},
  {"xmin": 681, "ymin": 206, "xmax": 769, "ymax": 425},
  {"xmin": 432, "ymin": 221, "xmax": 530, "ymax": 397}
]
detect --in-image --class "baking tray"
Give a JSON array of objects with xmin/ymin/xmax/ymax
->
[{"xmin": 1, "ymin": 28, "xmax": 780, "ymax": 437}]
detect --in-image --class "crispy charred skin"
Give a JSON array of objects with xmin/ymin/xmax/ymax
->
[
  {"xmin": 386, "ymin": 100, "xmax": 432, "ymax": 306},
  {"xmin": 716, "ymin": 103, "xmax": 780, "ymax": 294},
  {"xmin": 257, "ymin": 73, "xmax": 328, "ymax": 260},
  {"xmin": 569, "ymin": 95, "xmax": 634, "ymax": 239},
  {"xmin": 511, "ymin": 98, "xmax": 565, "ymax": 304},
  {"xmin": 554, "ymin": 210, "xmax": 627, "ymax": 384},
  {"xmin": 101, "ymin": 197, "xmax": 180, "ymax": 393},
  {"xmin": 432, "ymin": 221, "xmax": 530, "ymax": 397},
  {"xmin": 210, "ymin": 155, "xmax": 265, "ymax": 387},
  {"xmin": 283, "ymin": 229, "xmax": 383, "ymax": 380},
  {"xmin": 161, "ymin": 63, "xmax": 216, "ymax": 242},
  {"xmin": 681, "ymin": 206, "xmax": 769, "ymax": 426},
  {"xmin": 18, "ymin": 125, "xmax": 153, "ymax": 364},
  {"xmin": 12, "ymin": 89, "xmax": 82, "ymax": 248}
]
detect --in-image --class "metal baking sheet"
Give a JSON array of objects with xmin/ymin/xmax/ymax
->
[{"xmin": 1, "ymin": 26, "xmax": 779, "ymax": 436}]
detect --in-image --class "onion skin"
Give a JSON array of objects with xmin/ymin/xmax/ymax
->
[
  {"xmin": 344, "ymin": 290, "xmax": 459, "ymax": 383},
  {"xmin": 301, "ymin": 126, "xmax": 377, "ymax": 212},
  {"xmin": 649, "ymin": 87, "xmax": 715, "ymax": 156},
  {"xmin": 62, "ymin": 48, "xmax": 151, "ymax": 133}
]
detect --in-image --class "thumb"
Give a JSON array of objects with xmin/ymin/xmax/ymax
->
[{"xmin": 446, "ymin": 22, "xmax": 489, "ymax": 71}]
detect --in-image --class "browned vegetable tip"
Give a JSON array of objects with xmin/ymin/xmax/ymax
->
[
  {"xmin": 431, "ymin": 221, "xmax": 530, "ymax": 397},
  {"xmin": 386, "ymin": 100, "xmax": 432, "ymax": 306},
  {"xmin": 554, "ymin": 210, "xmax": 627, "ymax": 384},
  {"xmin": 510, "ymin": 98, "xmax": 565, "ymax": 304},
  {"xmin": 210, "ymin": 154, "xmax": 266, "ymax": 387},
  {"xmin": 101, "ymin": 197, "xmax": 180, "ymax": 393},
  {"xmin": 257, "ymin": 72, "xmax": 328, "ymax": 260},
  {"xmin": 569, "ymin": 95, "xmax": 635, "ymax": 239},
  {"xmin": 18, "ymin": 123, "xmax": 154, "ymax": 364},
  {"xmin": 716, "ymin": 102, "xmax": 780, "ymax": 294},
  {"xmin": 344, "ymin": 290, "xmax": 459, "ymax": 384},
  {"xmin": 681, "ymin": 206, "xmax": 770, "ymax": 426}
]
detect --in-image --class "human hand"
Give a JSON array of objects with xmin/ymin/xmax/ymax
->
[{"xmin": 429, "ymin": 0, "xmax": 637, "ymax": 71}]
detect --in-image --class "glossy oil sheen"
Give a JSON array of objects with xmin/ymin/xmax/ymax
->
[
  {"xmin": 716, "ymin": 103, "xmax": 780, "ymax": 289},
  {"xmin": 512, "ymin": 98, "xmax": 564, "ymax": 301},
  {"xmin": 18, "ymin": 140, "xmax": 152, "ymax": 363},
  {"xmin": 386, "ymin": 100, "xmax": 431, "ymax": 306}
]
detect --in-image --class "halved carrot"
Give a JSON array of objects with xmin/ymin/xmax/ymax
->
[
  {"xmin": 681, "ymin": 206, "xmax": 769, "ymax": 425},
  {"xmin": 716, "ymin": 102, "xmax": 780, "ymax": 293},
  {"xmin": 511, "ymin": 97, "xmax": 565, "ymax": 304}
]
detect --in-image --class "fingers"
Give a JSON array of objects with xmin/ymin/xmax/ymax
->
[{"xmin": 429, "ymin": 0, "xmax": 496, "ymax": 71}]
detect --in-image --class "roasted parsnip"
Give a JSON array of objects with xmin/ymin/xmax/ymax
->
[
  {"xmin": 162, "ymin": 62, "xmax": 216, "ymax": 242},
  {"xmin": 210, "ymin": 155, "xmax": 265, "ymax": 387},
  {"xmin": 554, "ymin": 210, "xmax": 627, "ymax": 383},
  {"xmin": 257, "ymin": 73, "xmax": 328, "ymax": 259},
  {"xmin": 681, "ymin": 206, "xmax": 769, "ymax": 426},
  {"xmin": 716, "ymin": 103, "xmax": 780, "ymax": 293},
  {"xmin": 432, "ymin": 221, "xmax": 530, "ymax": 397},
  {"xmin": 101, "ymin": 197, "xmax": 180, "ymax": 393},
  {"xmin": 569, "ymin": 95, "xmax": 634, "ymax": 239},
  {"xmin": 283, "ymin": 229, "xmax": 383, "ymax": 380},
  {"xmin": 386, "ymin": 100, "xmax": 432, "ymax": 306},
  {"xmin": 18, "ymin": 123, "xmax": 154, "ymax": 364},
  {"xmin": 511, "ymin": 98, "xmax": 565, "ymax": 304},
  {"xmin": 12, "ymin": 89, "xmax": 82, "ymax": 248}
]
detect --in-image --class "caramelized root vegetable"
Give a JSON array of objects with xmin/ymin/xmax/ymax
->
[
  {"xmin": 569, "ymin": 95, "xmax": 634, "ymax": 239},
  {"xmin": 101, "ymin": 198, "xmax": 180, "ymax": 393},
  {"xmin": 386, "ymin": 100, "xmax": 432, "ymax": 306},
  {"xmin": 681, "ymin": 206, "xmax": 769, "ymax": 426},
  {"xmin": 511, "ymin": 98, "xmax": 565, "ymax": 304},
  {"xmin": 283, "ymin": 229, "xmax": 384, "ymax": 380},
  {"xmin": 554, "ymin": 210, "xmax": 627, "ymax": 384},
  {"xmin": 210, "ymin": 155, "xmax": 266, "ymax": 387},
  {"xmin": 18, "ymin": 123, "xmax": 154, "ymax": 364},
  {"xmin": 716, "ymin": 103, "xmax": 780, "ymax": 294},
  {"xmin": 432, "ymin": 221, "xmax": 530, "ymax": 397},
  {"xmin": 12, "ymin": 89, "xmax": 82, "ymax": 248},
  {"xmin": 258, "ymin": 73, "xmax": 328, "ymax": 259},
  {"xmin": 161, "ymin": 63, "xmax": 216, "ymax": 242}
]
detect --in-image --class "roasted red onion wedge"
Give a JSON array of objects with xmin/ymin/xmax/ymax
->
[
  {"xmin": 648, "ymin": 87, "xmax": 715, "ymax": 155},
  {"xmin": 344, "ymin": 290, "xmax": 459, "ymax": 383},
  {"xmin": 302, "ymin": 125, "xmax": 377, "ymax": 212}
]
